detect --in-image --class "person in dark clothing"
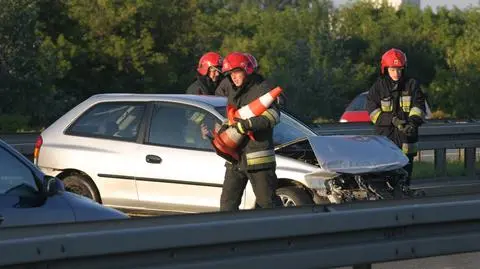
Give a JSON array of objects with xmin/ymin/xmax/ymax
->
[
  {"xmin": 366, "ymin": 48, "xmax": 427, "ymax": 186},
  {"xmin": 185, "ymin": 52, "xmax": 223, "ymax": 141},
  {"xmin": 186, "ymin": 52, "xmax": 223, "ymax": 95},
  {"xmin": 217, "ymin": 51, "xmax": 283, "ymax": 211},
  {"xmin": 215, "ymin": 52, "xmax": 287, "ymax": 107}
]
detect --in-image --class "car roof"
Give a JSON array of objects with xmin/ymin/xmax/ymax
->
[{"xmin": 87, "ymin": 93, "xmax": 228, "ymax": 107}]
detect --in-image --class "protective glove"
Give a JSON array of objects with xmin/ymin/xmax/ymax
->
[
  {"xmin": 391, "ymin": 116, "xmax": 406, "ymax": 131},
  {"xmin": 234, "ymin": 118, "xmax": 252, "ymax": 135},
  {"xmin": 402, "ymin": 123, "xmax": 418, "ymax": 137},
  {"xmin": 216, "ymin": 122, "xmax": 230, "ymax": 135}
]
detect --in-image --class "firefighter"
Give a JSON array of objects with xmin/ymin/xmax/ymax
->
[
  {"xmin": 218, "ymin": 51, "xmax": 283, "ymax": 211},
  {"xmin": 185, "ymin": 52, "xmax": 223, "ymax": 141},
  {"xmin": 186, "ymin": 52, "xmax": 223, "ymax": 95},
  {"xmin": 366, "ymin": 48, "xmax": 427, "ymax": 186}
]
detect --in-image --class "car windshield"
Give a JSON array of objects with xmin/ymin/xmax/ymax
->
[
  {"xmin": 214, "ymin": 106, "xmax": 316, "ymax": 145},
  {"xmin": 0, "ymin": 146, "xmax": 39, "ymax": 196}
]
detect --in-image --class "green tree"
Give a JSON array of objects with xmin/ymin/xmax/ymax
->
[
  {"xmin": 1, "ymin": 0, "xmax": 480, "ymax": 130},
  {"xmin": 0, "ymin": 0, "xmax": 45, "ymax": 130}
]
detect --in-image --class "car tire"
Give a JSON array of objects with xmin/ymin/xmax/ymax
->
[
  {"xmin": 276, "ymin": 186, "xmax": 314, "ymax": 207},
  {"xmin": 63, "ymin": 175, "xmax": 101, "ymax": 203}
]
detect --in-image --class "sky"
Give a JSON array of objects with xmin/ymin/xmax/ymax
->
[{"xmin": 332, "ymin": 0, "xmax": 479, "ymax": 10}]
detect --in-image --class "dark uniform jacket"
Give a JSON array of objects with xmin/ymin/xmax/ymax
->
[
  {"xmin": 226, "ymin": 74, "xmax": 280, "ymax": 171},
  {"xmin": 186, "ymin": 75, "xmax": 218, "ymax": 95},
  {"xmin": 215, "ymin": 77, "xmax": 230, "ymax": 96},
  {"xmin": 366, "ymin": 76, "xmax": 426, "ymax": 155}
]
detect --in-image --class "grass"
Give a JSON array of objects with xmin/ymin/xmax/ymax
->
[{"xmin": 412, "ymin": 160, "xmax": 480, "ymax": 179}]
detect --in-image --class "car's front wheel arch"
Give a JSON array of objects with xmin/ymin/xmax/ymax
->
[
  {"xmin": 56, "ymin": 170, "xmax": 102, "ymax": 204},
  {"xmin": 275, "ymin": 178, "xmax": 315, "ymax": 207}
]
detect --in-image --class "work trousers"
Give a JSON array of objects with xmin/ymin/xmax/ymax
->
[
  {"xmin": 219, "ymin": 164, "xmax": 282, "ymax": 211},
  {"xmin": 403, "ymin": 153, "xmax": 416, "ymax": 186}
]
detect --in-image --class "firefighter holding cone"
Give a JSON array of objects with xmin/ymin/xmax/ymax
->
[
  {"xmin": 213, "ymin": 52, "xmax": 283, "ymax": 211},
  {"xmin": 212, "ymin": 86, "xmax": 283, "ymax": 162}
]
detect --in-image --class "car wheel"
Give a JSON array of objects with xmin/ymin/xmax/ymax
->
[
  {"xmin": 276, "ymin": 187, "xmax": 314, "ymax": 207},
  {"xmin": 63, "ymin": 175, "xmax": 101, "ymax": 203}
]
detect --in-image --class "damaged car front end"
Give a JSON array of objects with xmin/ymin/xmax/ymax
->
[{"xmin": 275, "ymin": 135, "xmax": 415, "ymax": 204}]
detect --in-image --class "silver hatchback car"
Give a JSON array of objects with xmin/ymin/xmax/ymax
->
[{"xmin": 35, "ymin": 94, "xmax": 408, "ymax": 214}]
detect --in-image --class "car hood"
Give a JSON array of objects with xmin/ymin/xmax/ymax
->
[
  {"xmin": 62, "ymin": 192, "xmax": 129, "ymax": 221},
  {"xmin": 275, "ymin": 135, "xmax": 409, "ymax": 174}
]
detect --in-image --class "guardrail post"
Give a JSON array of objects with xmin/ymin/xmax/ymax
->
[
  {"xmin": 464, "ymin": 147, "xmax": 477, "ymax": 178},
  {"xmin": 434, "ymin": 148, "xmax": 447, "ymax": 177},
  {"xmin": 353, "ymin": 264, "xmax": 372, "ymax": 269}
]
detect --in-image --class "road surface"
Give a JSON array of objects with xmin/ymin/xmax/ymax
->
[{"xmin": 337, "ymin": 252, "xmax": 480, "ymax": 268}]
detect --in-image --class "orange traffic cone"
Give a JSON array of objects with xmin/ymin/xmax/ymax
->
[
  {"xmin": 211, "ymin": 126, "xmax": 243, "ymax": 162},
  {"xmin": 234, "ymin": 86, "xmax": 283, "ymax": 141},
  {"xmin": 226, "ymin": 104, "xmax": 237, "ymax": 125},
  {"xmin": 212, "ymin": 87, "xmax": 283, "ymax": 162}
]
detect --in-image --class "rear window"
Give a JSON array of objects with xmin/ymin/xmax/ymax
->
[
  {"xmin": 345, "ymin": 93, "xmax": 367, "ymax": 111},
  {"xmin": 65, "ymin": 102, "xmax": 146, "ymax": 141}
]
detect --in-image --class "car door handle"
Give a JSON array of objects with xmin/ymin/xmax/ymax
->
[
  {"xmin": 146, "ymin": 154, "xmax": 162, "ymax": 164},
  {"xmin": 0, "ymin": 215, "xmax": 4, "ymax": 224}
]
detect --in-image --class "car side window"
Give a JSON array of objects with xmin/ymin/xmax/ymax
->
[
  {"xmin": 0, "ymin": 147, "xmax": 39, "ymax": 196},
  {"xmin": 66, "ymin": 102, "xmax": 146, "ymax": 141},
  {"xmin": 147, "ymin": 102, "xmax": 221, "ymax": 151}
]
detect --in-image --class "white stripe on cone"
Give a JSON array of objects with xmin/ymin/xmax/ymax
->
[
  {"xmin": 235, "ymin": 88, "xmax": 281, "ymax": 120},
  {"xmin": 259, "ymin": 93, "xmax": 274, "ymax": 107},
  {"xmin": 237, "ymin": 106, "xmax": 256, "ymax": 119}
]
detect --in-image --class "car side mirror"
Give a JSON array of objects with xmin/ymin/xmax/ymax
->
[{"xmin": 44, "ymin": 176, "xmax": 65, "ymax": 196}]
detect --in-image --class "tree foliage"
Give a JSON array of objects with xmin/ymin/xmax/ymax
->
[{"xmin": 0, "ymin": 0, "xmax": 479, "ymax": 130}]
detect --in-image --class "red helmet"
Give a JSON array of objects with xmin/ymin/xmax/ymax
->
[
  {"xmin": 244, "ymin": 53, "xmax": 258, "ymax": 71},
  {"xmin": 221, "ymin": 52, "xmax": 254, "ymax": 75},
  {"xmin": 381, "ymin": 48, "xmax": 407, "ymax": 74},
  {"xmin": 197, "ymin": 52, "xmax": 223, "ymax": 76}
]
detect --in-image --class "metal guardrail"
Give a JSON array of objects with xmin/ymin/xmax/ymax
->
[{"xmin": 2, "ymin": 193, "xmax": 480, "ymax": 269}]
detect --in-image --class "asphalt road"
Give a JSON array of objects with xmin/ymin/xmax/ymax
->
[{"xmin": 336, "ymin": 252, "xmax": 480, "ymax": 269}]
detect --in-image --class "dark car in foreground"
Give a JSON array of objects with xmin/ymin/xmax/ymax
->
[{"xmin": 0, "ymin": 139, "xmax": 128, "ymax": 228}]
